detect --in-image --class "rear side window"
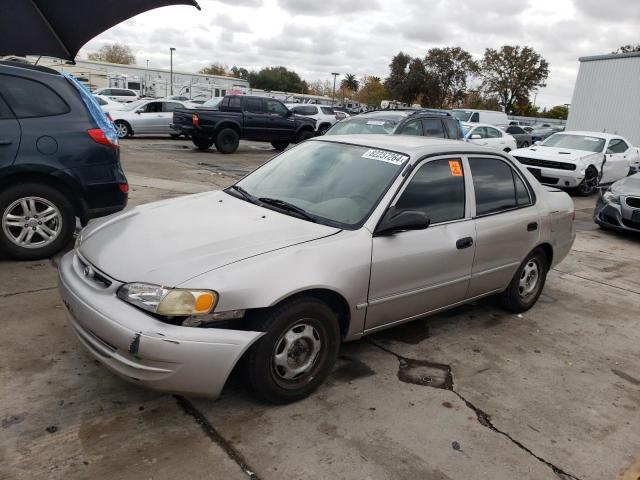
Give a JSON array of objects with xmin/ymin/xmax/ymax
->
[
  {"xmin": 470, "ymin": 158, "xmax": 531, "ymax": 215},
  {"xmin": 245, "ymin": 98, "xmax": 263, "ymax": 113},
  {"xmin": 163, "ymin": 102, "xmax": 183, "ymax": 112},
  {"xmin": 0, "ymin": 95, "xmax": 15, "ymax": 119},
  {"xmin": 0, "ymin": 74, "xmax": 69, "ymax": 118},
  {"xmin": 507, "ymin": 126, "xmax": 524, "ymax": 134},
  {"xmin": 422, "ymin": 118, "xmax": 445, "ymax": 138},
  {"xmin": 321, "ymin": 107, "xmax": 334, "ymax": 115},
  {"xmin": 486, "ymin": 127, "xmax": 502, "ymax": 138},
  {"xmin": 443, "ymin": 118, "xmax": 459, "ymax": 139},
  {"xmin": 228, "ymin": 96, "xmax": 242, "ymax": 110},
  {"xmin": 398, "ymin": 119, "xmax": 422, "ymax": 136},
  {"xmin": 395, "ymin": 158, "xmax": 465, "ymax": 224},
  {"xmin": 293, "ymin": 106, "xmax": 318, "ymax": 116}
]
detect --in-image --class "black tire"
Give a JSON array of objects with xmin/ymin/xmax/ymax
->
[
  {"xmin": 521, "ymin": 141, "xmax": 529, "ymax": 148},
  {"xmin": 271, "ymin": 141, "xmax": 289, "ymax": 151},
  {"xmin": 192, "ymin": 135, "xmax": 214, "ymax": 150},
  {"xmin": 497, "ymin": 248, "xmax": 549, "ymax": 313},
  {"xmin": 242, "ymin": 297, "xmax": 341, "ymax": 404},
  {"xmin": 214, "ymin": 128, "xmax": 240, "ymax": 154},
  {"xmin": 295, "ymin": 129, "xmax": 315, "ymax": 143},
  {"xmin": 0, "ymin": 183, "xmax": 76, "ymax": 261},
  {"xmin": 318, "ymin": 124, "xmax": 331, "ymax": 135},
  {"xmin": 575, "ymin": 166, "xmax": 599, "ymax": 196},
  {"xmin": 114, "ymin": 120, "xmax": 131, "ymax": 139},
  {"xmin": 503, "ymin": 147, "xmax": 511, "ymax": 153}
]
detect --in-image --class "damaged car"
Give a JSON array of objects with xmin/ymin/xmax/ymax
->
[
  {"xmin": 594, "ymin": 172, "xmax": 640, "ymax": 233},
  {"xmin": 59, "ymin": 135, "xmax": 575, "ymax": 403}
]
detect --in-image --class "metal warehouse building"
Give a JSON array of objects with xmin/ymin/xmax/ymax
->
[{"xmin": 567, "ymin": 51, "xmax": 640, "ymax": 145}]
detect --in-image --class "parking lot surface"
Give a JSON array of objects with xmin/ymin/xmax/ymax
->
[{"xmin": 1, "ymin": 137, "xmax": 639, "ymax": 480}]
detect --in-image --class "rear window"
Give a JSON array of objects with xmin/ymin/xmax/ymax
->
[{"xmin": 0, "ymin": 74, "xmax": 69, "ymax": 118}]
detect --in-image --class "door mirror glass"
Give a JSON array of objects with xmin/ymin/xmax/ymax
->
[
  {"xmin": 375, "ymin": 209, "xmax": 430, "ymax": 236},
  {"xmin": 470, "ymin": 134, "xmax": 482, "ymax": 140}
]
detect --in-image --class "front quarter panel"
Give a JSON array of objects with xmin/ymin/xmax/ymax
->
[{"xmin": 179, "ymin": 228, "xmax": 373, "ymax": 340}]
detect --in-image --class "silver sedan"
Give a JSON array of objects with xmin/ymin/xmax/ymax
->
[{"xmin": 59, "ymin": 135, "xmax": 576, "ymax": 403}]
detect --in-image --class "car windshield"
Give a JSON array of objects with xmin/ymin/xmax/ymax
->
[
  {"xmin": 325, "ymin": 115, "xmax": 406, "ymax": 135},
  {"xmin": 120, "ymin": 100, "xmax": 145, "ymax": 111},
  {"xmin": 453, "ymin": 110, "xmax": 472, "ymax": 122},
  {"xmin": 202, "ymin": 97, "xmax": 223, "ymax": 108},
  {"xmin": 542, "ymin": 134, "xmax": 606, "ymax": 153},
  {"xmin": 232, "ymin": 141, "xmax": 407, "ymax": 227}
]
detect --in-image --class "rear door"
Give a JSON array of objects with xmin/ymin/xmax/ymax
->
[
  {"xmin": 485, "ymin": 126, "xmax": 506, "ymax": 150},
  {"xmin": 243, "ymin": 97, "xmax": 267, "ymax": 140},
  {"xmin": 160, "ymin": 101, "xmax": 184, "ymax": 133},
  {"xmin": 0, "ymin": 92, "xmax": 20, "ymax": 165},
  {"xmin": 467, "ymin": 156, "xmax": 540, "ymax": 297}
]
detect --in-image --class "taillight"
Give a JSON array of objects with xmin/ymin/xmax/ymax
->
[
  {"xmin": 87, "ymin": 128, "xmax": 118, "ymax": 149},
  {"xmin": 119, "ymin": 183, "xmax": 129, "ymax": 194},
  {"xmin": 192, "ymin": 113, "xmax": 199, "ymax": 127}
]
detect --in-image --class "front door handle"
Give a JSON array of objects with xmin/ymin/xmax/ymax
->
[
  {"xmin": 456, "ymin": 237, "xmax": 474, "ymax": 249},
  {"xmin": 0, "ymin": 139, "xmax": 12, "ymax": 146},
  {"xmin": 527, "ymin": 222, "xmax": 538, "ymax": 232}
]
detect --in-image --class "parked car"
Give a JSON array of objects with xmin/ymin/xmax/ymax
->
[
  {"xmin": 325, "ymin": 109, "xmax": 463, "ymax": 139},
  {"xmin": 0, "ymin": 61, "xmax": 127, "ymax": 260},
  {"xmin": 334, "ymin": 110, "xmax": 350, "ymax": 120},
  {"xmin": 108, "ymin": 99, "xmax": 194, "ymax": 138},
  {"xmin": 171, "ymin": 95, "xmax": 316, "ymax": 153},
  {"xmin": 462, "ymin": 122, "xmax": 518, "ymax": 152},
  {"xmin": 511, "ymin": 132, "xmax": 635, "ymax": 195},
  {"xmin": 93, "ymin": 87, "xmax": 139, "ymax": 103},
  {"xmin": 530, "ymin": 127, "xmax": 555, "ymax": 143},
  {"xmin": 285, "ymin": 103, "xmax": 338, "ymax": 135},
  {"xmin": 453, "ymin": 108, "xmax": 508, "ymax": 125},
  {"xmin": 498, "ymin": 125, "xmax": 533, "ymax": 148},
  {"xmin": 60, "ymin": 135, "xmax": 575, "ymax": 403},
  {"xmin": 93, "ymin": 94, "xmax": 126, "ymax": 112},
  {"xmin": 594, "ymin": 173, "xmax": 640, "ymax": 233}
]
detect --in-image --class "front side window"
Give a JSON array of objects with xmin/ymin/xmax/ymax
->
[
  {"xmin": 235, "ymin": 141, "xmax": 407, "ymax": 227},
  {"xmin": 398, "ymin": 119, "xmax": 422, "ymax": 136},
  {"xmin": 470, "ymin": 127, "xmax": 487, "ymax": 139},
  {"xmin": 423, "ymin": 119, "xmax": 445, "ymax": 138},
  {"xmin": 142, "ymin": 102, "xmax": 163, "ymax": 113},
  {"xmin": 607, "ymin": 139, "xmax": 629, "ymax": 154},
  {"xmin": 470, "ymin": 158, "xmax": 531, "ymax": 215},
  {"xmin": 93, "ymin": 96, "xmax": 107, "ymax": 106},
  {"xmin": 506, "ymin": 126, "xmax": 523, "ymax": 134},
  {"xmin": 265, "ymin": 100, "xmax": 288, "ymax": 115},
  {"xmin": 470, "ymin": 112, "xmax": 480, "ymax": 122},
  {"xmin": 395, "ymin": 159, "xmax": 465, "ymax": 224},
  {"xmin": 228, "ymin": 96, "xmax": 242, "ymax": 110},
  {"xmin": 0, "ymin": 74, "xmax": 69, "ymax": 118}
]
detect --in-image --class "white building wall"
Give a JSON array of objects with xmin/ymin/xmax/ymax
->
[{"xmin": 567, "ymin": 52, "xmax": 640, "ymax": 145}]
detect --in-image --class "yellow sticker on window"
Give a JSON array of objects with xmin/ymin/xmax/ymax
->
[{"xmin": 449, "ymin": 160, "xmax": 462, "ymax": 177}]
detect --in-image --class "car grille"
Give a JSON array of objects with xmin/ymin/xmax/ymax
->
[
  {"xmin": 77, "ymin": 256, "xmax": 112, "ymax": 288},
  {"xmin": 514, "ymin": 156, "xmax": 576, "ymax": 171},
  {"xmin": 626, "ymin": 197, "xmax": 640, "ymax": 208}
]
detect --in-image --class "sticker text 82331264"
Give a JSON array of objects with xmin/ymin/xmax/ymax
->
[{"xmin": 361, "ymin": 149, "xmax": 409, "ymax": 165}]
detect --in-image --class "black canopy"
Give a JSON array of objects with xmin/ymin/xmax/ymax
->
[{"xmin": 0, "ymin": 0, "xmax": 200, "ymax": 61}]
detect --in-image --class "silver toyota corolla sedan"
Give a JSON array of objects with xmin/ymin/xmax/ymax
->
[{"xmin": 58, "ymin": 135, "xmax": 576, "ymax": 403}]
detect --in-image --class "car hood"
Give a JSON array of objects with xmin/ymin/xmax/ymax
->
[
  {"xmin": 612, "ymin": 172, "xmax": 640, "ymax": 194},
  {"xmin": 79, "ymin": 190, "xmax": 341, "ymax": 286},
  {"xmin": 511, "ymin": 146, "xmax": 602, "ymax": 163}
]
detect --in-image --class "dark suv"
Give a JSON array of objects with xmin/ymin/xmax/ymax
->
[
  {"xmin": 0, "ymin": 61, "xmax": 128, "ymax": 260},
  {"xmin": 324, "ymin": 109, "xmax": 463, "ymax": 139}
]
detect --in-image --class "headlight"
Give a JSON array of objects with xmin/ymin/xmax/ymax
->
[
  {"xmin": 117, "ymin": 283, "xmax": 217, "ymax": 316},
  {"xmin": 602, "ymin": 189, "xmax": 620, "ymax": 205}
]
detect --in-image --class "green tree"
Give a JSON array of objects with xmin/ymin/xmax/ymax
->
[
  {"xmin": 247, "ymin": 67, "xmax": 308, "ymax": 93},
  {"xmin": 356, "ymin": 76, "xmax": 388, "ymax": 106},
  {"xmin": 199, "ymin": 63, "xmax": 228, "ymax": 76},
  {"xmin": 424, "ymin": 46, "xmax": 479, "ymax": 108},
  {"xmin": 340, "ymin": 74, "xmax": 359, "ymax": 92},
  {"xmin": 481, "ymin": 45, "xmax": 549, "ymax": 114},
  {"xmin": 384, "ymin": 52, "xmax": 412, "ymax": 103},
  {"xmin": 542, "ymin": 105, "xmax": 569, "ymax": 119},
  {"xmin": 613, "ymin": 44, "xmax": 640, "ymax": 53},
  {"xmin": 87, "ymin": 43, "xmax": 135, "ymax": 64},
  {"xmin": 230, "ymin": 66, "xmax": 250, "ymax": 80}
]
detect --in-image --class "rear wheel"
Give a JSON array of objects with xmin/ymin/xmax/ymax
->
[
  {"xmin": 0, "ymin": 183, "xmax": 75, "ymax": 260},
  {"xmin": 318, "ymin": 124, "xmax": 331, "ymax": 135},
  {"xmin": 521, "ymin": 141, "xmax": 529, "ymax": 148},
  {"xmin": 271, "ymin": 141, "xmax": 289, "ymax": 151},
  {"xmin": 215, "ymin": 128, "xmax": 240, "ymax": 154},
  {"xmin": 242, "ymin": 297, "xmax": 341, "ymax": 404},
  {"xmin": 114, "ymin": 121, "xmax": 131, "ymax": 139},
  {"xmin": 576, "ymin": 166, "xmax": 599, "ymax": 196},
  {"xmin": 192, "ymin": 135, "xmax": 214, "ymax": 150},
  {"xmin": 497, "ymin": 248, "xmax": 548, "ymax": 313},
  {"xmin": 295, "ymin": 130, "xmax": 315, "ymax": 143}
]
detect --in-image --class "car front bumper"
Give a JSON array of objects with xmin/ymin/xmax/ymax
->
[
  {"xmin": 593, "ymin": 194, "xmax": 640, "ymax": 233},
  {"xmin": 58, "ymin": 251, "xmax": 263, "ymax": 398},
  {"xmin": 522, "ymin": 166, "xmax": 582, "ymax": 188}
]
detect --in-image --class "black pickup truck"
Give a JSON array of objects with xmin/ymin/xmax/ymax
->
[{"xmin": 171, "ymin": 95, "xmax": 317, "ymax": 153}]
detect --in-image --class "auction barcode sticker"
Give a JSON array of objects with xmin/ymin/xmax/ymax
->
[{"xmin": 361, "ymin": 149, "xmax": 409, "ymax": 165}]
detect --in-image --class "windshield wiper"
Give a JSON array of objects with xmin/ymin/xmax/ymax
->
[
  {"xmin": 228, "ymin": 185, "xmax": 259, "ymax": 205},
  {"xmin": 258, "ymin": 197, "xmax": 318, "ymax": 222}
]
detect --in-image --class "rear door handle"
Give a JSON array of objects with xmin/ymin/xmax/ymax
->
[
  {"xmin": 456, "ymin": 237, "xmax": 474, "ymax": 249},
  {"xmin": 527, "ymin": 222, "xmax": 538, "ymax": 232},
  {"xmin": 0, "ymin": 139, "xmax": 12, "ymax": 146}
]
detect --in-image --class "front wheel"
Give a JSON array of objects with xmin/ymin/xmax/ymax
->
[
  {"xmin": 0, "ymin": 183, "xmax": 76, "ymax": 260},
  {"xmin": 521, "ymin": 141, "xmax": 529, "ymax": 148},
  {"xmin": 242, "ymin": 297, "xmax": 341, "ymax": 404},
  {"xmin": 295, "ymin": 130, "xmax": 315, "ymax": 143},
  {"xmin": 271, "ymin": 141, "xmax": 289, "ymax": 151},
  {"xmin": 576, "ymin": 166, "xmax": 599, "ymax": 196},
  {"xmin": 497, "ymin": 248, "xmax": 548, "ymax": 313},
  {"xmin": 114, "ymin": 121, "xmax": 131, "ymax": 139}
]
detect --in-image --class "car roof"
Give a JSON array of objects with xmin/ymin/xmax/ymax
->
[
  {"xmin": 553, "ymin": 131, "xmax": 620, "ymax": 139},
  {"xmin": 461, "ymin": 122, "xmax": 501, "ymax": 128},
  {"xmin": 0, "ymin": 60, "xmax": 61, "ymax": 76},
  {"xmin": 312, "ymin": 134, "xmax": 501, "ymax": 158}
]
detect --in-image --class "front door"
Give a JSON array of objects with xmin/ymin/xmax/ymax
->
[
  {"xmin": 264, "ymin": 99, "xmax": 296, "ymax": 141},
  {"xmin": 0, "ymin": 93, "xmax": 20, "ymax": 165},
  {"xmin": 366, "ymin": 157, "xmax": 476, "ymax": 332},
  {"xmin": 602, "ymin": 139, "xmax": 631, "ymax": 184},
  {"xmin": 136, "ymin": 101, "xmax": 164, "ymax": 133}
]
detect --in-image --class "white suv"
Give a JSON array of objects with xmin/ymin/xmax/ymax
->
[
  {"xmin": 94, "ymin": 88, "xmax": 139, "ymax": 103},
  {"xmin": 286, "ymin": 104, "xmax": 338, "ymax": 135}
]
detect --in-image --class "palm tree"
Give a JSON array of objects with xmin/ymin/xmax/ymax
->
[{"xmin": 340, "ymin": 73, "xmax": 359, "ymax": 92}]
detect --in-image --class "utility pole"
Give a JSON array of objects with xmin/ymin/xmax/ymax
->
[
  {"xmin": 169, "ymin": 47, "xmax": 176, "ymax": 95},
  {"xmin": 331, "ymin": 72, "xmax": 339, "ymax": 106}
]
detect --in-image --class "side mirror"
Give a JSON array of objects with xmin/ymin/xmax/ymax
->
[
  {"xmin": 135, "ymin": 109, "xmax": 143, "ymax": 114},
  {"xmin": 470, "ymin": 134, "xmax": 482, "ymax": 140},
  {"xmin": 534, "ymin": 140, "xmax": 542, "ymax": 146},
  {"xmin": 374, "ymin": 209, "xmax": 430, "ymax": 236}
]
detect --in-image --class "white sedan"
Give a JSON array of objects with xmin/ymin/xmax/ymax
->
[
  {"xmin": 511, "ymin": 132, "xmax": 635, "ymax": 195},
  {"xmin": 108, "ymin": 99, "xmax": 194, "ymax": 138},
  {"xmin": 93, "ymin": 95, "xmax": 126, "ymax": 112},
  {"xmin": 462, "ymin": 122, "xmax": 518, "ymax": 152}
]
